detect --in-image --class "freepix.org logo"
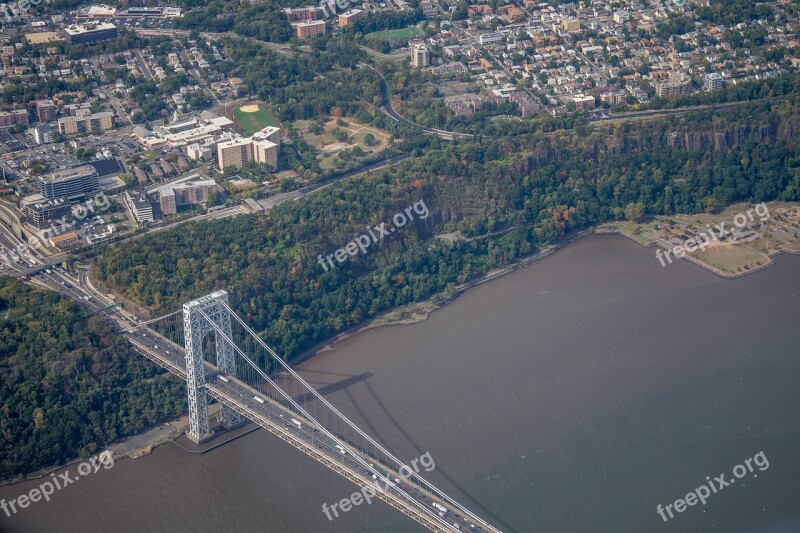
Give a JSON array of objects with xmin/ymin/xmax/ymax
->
[
  {"xmin": 655, "ymin": 203, "xmax": 771, "ymax": 267},
  {"xmin": 656, "ymin": 451, "xmax": 769, "ymax": 523},
  {"xmin": 1, "ymin": 451, "xmax": 114, "ymax": 519},
  {"xmin": 0, "ymin": 192, "xmax": 111, "ymax": 267},
  {"xmin": 321, "ymin": 451, "xmax": 436, "ymax": 521},
  {"xmin": 317, "ymin": 200, "xmax": 430, "ymax": 272},
  {"xmin": 0, "ymin": 0, "xmax": 50, "ymax": 21}
]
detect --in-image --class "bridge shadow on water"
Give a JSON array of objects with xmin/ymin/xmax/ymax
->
[
  {"xmin": 296, "ymin": 370, "xmax": 517, "ymax": 532},
  {"xmin": 291, "ymin": 371, "xmax": 375, "ymax": 404}
]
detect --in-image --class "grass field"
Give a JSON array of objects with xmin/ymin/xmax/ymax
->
[
  {"xmin": 231, "ymin": 103, "xmax": 280, "ymax": 136},
  {"xmin": 693, "ymin": 246, "xmax": 769, "ymax": 274},
  {"xmin": 366, "ymin": 27, "xmax": 423, "ymax": 41},
  {"xmin": 294, "ymin": 117, "xmax": 391, "ymax": 170}
]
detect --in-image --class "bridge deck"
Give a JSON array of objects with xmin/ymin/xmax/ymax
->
[{"xmin": 127, "ymin": 328, "xmax": 493, "ymax": 532}]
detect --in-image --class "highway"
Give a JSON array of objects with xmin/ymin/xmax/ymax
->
[
  {"xmin": 128, "ymin": 334, "xmax": 494, "ymax": 532},
  {"xmin": 359, "ymin": 63, "xmax": 474, "ymax": 141},
  {"xmin": 0, "ymin": 201, "xmax": 497, "ymax": 532}
]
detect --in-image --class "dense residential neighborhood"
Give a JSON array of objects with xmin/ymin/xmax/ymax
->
[{"xmin": 0, "ymin": 0, "xmax": 799, "ymax": 531}]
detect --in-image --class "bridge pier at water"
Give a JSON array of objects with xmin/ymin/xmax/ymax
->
[
  {"xmin": 183, "ymin": 290, "xmax": 244, "ymax": 443},
  {"xmin": 127, "ymin": 290, "xmax": 500, "ymax": 532}
]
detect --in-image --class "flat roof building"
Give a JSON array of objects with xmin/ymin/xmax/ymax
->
[
  {"xmin": 50, "ymin": 231, "xmax": 82, "ymax": 250},
  {"xmin": 284, "ymin": 6, "xmax": 322, "ymax": 22},
  {"xmin": 0, "ymin": 109, "xmax": 29, "ymax": 128},
  {"xmin": 124, "ymin": 190, "xmax": 154, "ymax": 224},
  {"xmin": 654, "ymin": 74, "xmax": 692, "ymax": 98},
  {"xmin": 295, "ymin": 20, "xmax": 327, "ymax": 39},
  {"xmin": 34, "ymin": 124, "xmax": 55, "ymax": 145},
  {"xmin": 187, "ymin": 141, "xmax": 214, "ymax": 161},
  {"xmin": 479, "ymin": 32, "xmax": 504, "ymax": 45},
  {"xmin": 217, "ymin": 127, "xmax": 282, "ymax": 171},
  {"xmin": 38, "ymin": 165, "xmax": 99, "ymax": 200},
  {"xmin": 703, "ymin": 72, "xmax": 725, "ymax": 92},
  {"xmin": 563, "ymin": 17, "xmax": 580, "ymax": 32},
  {"xmin": 338, "ymin": 9, "xmax": 364, "ymax": 26},
  {"xmin": 252, "ymin": 139, "xmax": 278, "ymax": 170},
  {"xmin": 58, "ymin": 112, "xmax": 113, "ymax": 135},
  {"xmin": 217, "ymin": 137, "xmax": 252, "ymax": 171},
  {"xmin": 157, "ymin": 178, "xmax": 218, "ymax": 215},
  {"xmin": 410, "ymin": 42, "xmax": 430, "ymax": 68},
  {"xmin": 36, "ymin": 100, "xmax": 56, "ymax": 123},
  {"xmin": 22, "ymin": 197, "xmax": 71, "ymax": 229},
  {"xmin": 253, "ymin": 126, "xmax": 282, "ymax": 145},
  {"xmin": 572, "ymin": 94, "xmax": 595, "ymax": 111},
  {"xmin": 61, "ymin": 22, "xmax": 118, "ymax": 44}
]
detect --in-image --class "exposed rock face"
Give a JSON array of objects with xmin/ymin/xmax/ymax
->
[
  {"xmin": 665, "ymin": 124, "xmax": 777, "ymax": 151},
  {"xmin": 588, "ymin": 113, "xmax": 790, "ymax": 156}
]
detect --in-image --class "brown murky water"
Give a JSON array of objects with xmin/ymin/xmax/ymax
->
[{"xmin": 2, "ymin": 235, "xmax": 799, "ymax": 533}]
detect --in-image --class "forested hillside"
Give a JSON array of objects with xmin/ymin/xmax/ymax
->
[
  {"xmin": 0, "ymin": 278, "xmax": 185, "ymax": 480},
  {"xmin": 93, "ymin": 98, "xmax": 800, "ymax": 359}
]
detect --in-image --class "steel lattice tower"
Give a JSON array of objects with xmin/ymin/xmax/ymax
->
[{"xmin": 183, "ymin": 290, "xmax": 243, "ymax": 443}]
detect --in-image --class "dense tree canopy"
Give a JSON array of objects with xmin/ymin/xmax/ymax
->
[
  {"xmin": 93, "ymin": 98, "xmax": 800, "ymax": 361},
  {"xmin": 0, "ymin": 278, "xmax": 185, "ymax": 480}
]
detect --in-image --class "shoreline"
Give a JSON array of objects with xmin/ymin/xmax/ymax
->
[
  {"xmin": 597, "ymin": 224, "xmax": 799, "ymax": 280},
  {"xmin": 0, "ymin": 406, "xmax": 259, "ymax": 489},
  {"xmin": 0, "ymin": 415, "xmax": 194, "ymax": 488},
  {"xmin": 292, "ymin": 229, "xmax": 591, "ymax": 365},
  {"xmin": 6, "ymin": 221, "xmax": 791, "ymax": 488},
  {"xmin": 296, "ymin": 219, "xmax": 799, "ymax": 362}
]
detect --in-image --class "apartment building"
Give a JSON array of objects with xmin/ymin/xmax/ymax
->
[
  {"xmin": 157, "ymin": 178, "xmax": 218, "ymax": 215},
  {"xmin": 36, "ymin": 100, "xmax": 57, "ymax": 123},
  {"xmin": 703, "ymin": 72, "xmax": 725, "ymax": 92},
  {"xmin": 572, "ymin": 94, "xmax": 595, "ymax": 110},
  {"xmin": 38, "ymin": 165, "xmax": 100, "ymax": 200},
  {"xmin": 338, "ymin": 9, "xmax": 364, "ymax": 27},
  {"xmin": 410, "ymin": 42, "xmax": 430, "ymax": 68},
  {"xmin": 654, "ymin": 73, "xmax": 692, "ymax": 98},
  {"xmin": 217, "ymin": 126, "xmax": 281, "ymax": 171},
  {"xmin": 0, "ymin": 109, "xmax": 29, "ymax": 128},
  {"xmin": 563, "ymin": 17, "xmax": 580, "ymax": 32},
  {"xmin": 600, "ymin": 90, "xmax": 627, "ymax": 105},
  {"xmin": 295, "ymin": 20, "xmax": 327, "ymax": 39},
  {"xmin": 34, "ymin": 124, "xmax": 55, "ymax": 145},
  {"xmin": 57, "ymin": 112, "xmax": 114, "ymax": 135},
  {"xmin": 124, "ymin": 190, "xmax": 154, "ymax": 224},
  {"xmin": 217, "ymin": 137, "xmax": 252, "ymax": 170}
]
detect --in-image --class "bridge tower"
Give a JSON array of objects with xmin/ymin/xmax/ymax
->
[{"xmin": 183, "ymin": 290, "xmax": 244, "ymax": 443}]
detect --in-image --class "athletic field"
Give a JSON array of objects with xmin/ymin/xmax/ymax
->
[
  {"xmin": 231, "ymin": 103, "xmax": 280, "ymax": 136},
  {"xmin": 366, "ymin": 27, "xmax": 423, "ymax": 41}
]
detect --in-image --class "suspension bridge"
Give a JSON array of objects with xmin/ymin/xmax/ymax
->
[{"xmin": 123, "ymin": 290, "xmax": 499, "ymax": 533}]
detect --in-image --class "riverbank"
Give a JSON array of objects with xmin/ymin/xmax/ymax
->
[
  {"xmin": 296, "ymin": 230, "xmax": 591, "ymax": 364},
  {"xmin": 13, "ymin": 207, "xmax": 790, "ymax": 487},
  {"xmin": 597, "ymin": 202, "xmax": 800, "ymax": 279},
  {"xmin": 300, "ymin": 205, "xmax": 799, "ymax": 362},
  {"xmin": 3, "ymin": 235, "xmax": 798, "ymax": 533},
  {"xmin": 0, "ymin": 404, "xmax": 258, "ymax": 488}
]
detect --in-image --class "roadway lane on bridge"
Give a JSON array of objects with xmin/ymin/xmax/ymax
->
[
  {"xmin": 0, "ymin": 176, "xmax": 497, "ymax": 532},
  {"xmin": 127, "ymin": 332, "xmax": 491, "ymax": 532},
  {"xmin": 16, "ymin": 260, "xmax": 491, "ymax": 531}
]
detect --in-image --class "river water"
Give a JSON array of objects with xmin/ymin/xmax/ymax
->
[{"xmin": 2, "ymin": 235, "xmax": 799, "ymax": 532}]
